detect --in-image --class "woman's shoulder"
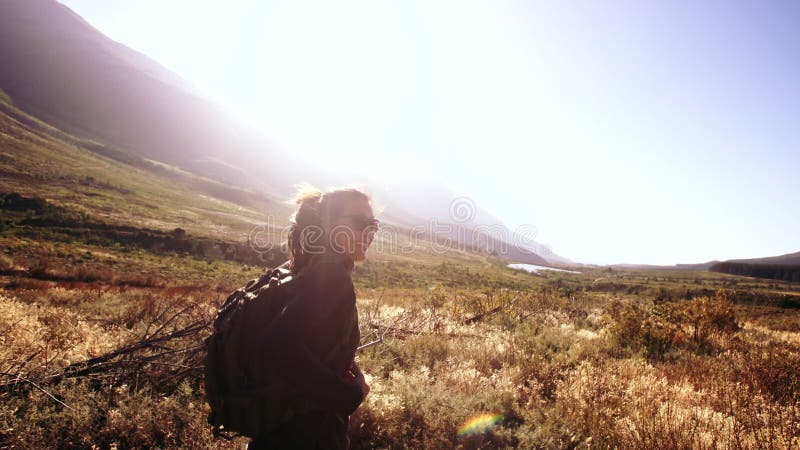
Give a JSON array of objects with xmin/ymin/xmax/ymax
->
[
  {"xmin": 310, "ymin": 254, "xmax": 354, "ymax": 278},
  {"xmin": 292, "ymin": 256, "xmax": 355, "ymax": 317},
  {"xmin": 300, "ymin": 254, "xmax": 355, "ymax": 294}
]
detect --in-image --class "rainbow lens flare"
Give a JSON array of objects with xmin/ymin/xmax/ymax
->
[{"xmin": 457, "ymin": 413, "xmax": 503, "ymax": 436}]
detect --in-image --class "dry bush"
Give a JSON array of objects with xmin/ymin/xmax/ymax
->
[
  {"xmin": 0, "ymin": 254, "xmax": 14, "ymax": 272},
  {"xmin": 1, "ymin": 271, "xmax": 797, "ymax": 449},
  {"xmin": 0, "ymin": 287, "xmax": 221, "ymax": 448},
  {"xmin": 70, "ymin": 265, "xmax": 115, "ymax": 283},
  {"xmin": 607, "ymin": 290, "xmax": 741, "ymax": 360},
  {"xmin": 27, "ymin": 255, "xmax": 54, "ymax": 279},
  {"xmin": 557, "ymin": 359, "xmax": 799, "ymax": 449},
  {"xmin": 727, "ymin": 338, "xmax": 800, "ymax": 404},
  {"xmin": 0, "ymin": 294, "xmax": 124, "ymax": 378},
  {"xmin": 509, "ymin": 321, "xmax": 606, "ymax": 403},
  {"xmin": 0, "ymin": 378, "xmax": 246, "ymax": 449},
  {"xmin": 350, "ymin": 352, "xmax": 521, "ymax": 449}
]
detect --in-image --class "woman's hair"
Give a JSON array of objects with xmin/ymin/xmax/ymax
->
[{"xmin": 287, "ymin": 183, "xmax": 370, "ymax": 273}]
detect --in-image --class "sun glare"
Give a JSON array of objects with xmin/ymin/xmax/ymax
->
[{"xmin": 57, "ymin": 0, "xmax": 800, "ymax": 264}]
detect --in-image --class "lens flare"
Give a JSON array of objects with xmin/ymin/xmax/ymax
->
[{"xmin": 457, "ymin": 413, "xmax": 503, "ymax": 436}]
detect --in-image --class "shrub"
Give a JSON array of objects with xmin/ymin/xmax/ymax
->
[
  {"xmin": 556, "ymin": 359, "xmax": 799, "ymax": 450},
  {"xmin": 674, "ymin": 290, "xmax": 739, "ymax": 348},
  {"xmin": 607, "ymin": 291, "xmax": 740, "ymax": 360},
  {"xmin": 0, "ymin": 254, "xmax": 13, "ymax": 272}
]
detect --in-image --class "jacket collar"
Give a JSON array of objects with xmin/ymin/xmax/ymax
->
[{"xmin": 317, "ymin": 252, "xmax": 355, "ymax": 272}]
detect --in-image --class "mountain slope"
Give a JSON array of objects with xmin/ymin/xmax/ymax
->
[
  {"xmin": 729, "ymin": 251, "xmax": 800, "ymax": 266},
  {"xmin": 0, "ymin": 0, "xmax": 554, "ymax": 266},
  {"xmin": 1, "ymin": 87, "xmax": 541, "ymax": 271},
  {"xmin": 0, "ymin": 0, "xmax": 304, "ymax": 193},
  {"xmin": 0, "ymin": 87, "xmax": 289, "ymax": 240}
]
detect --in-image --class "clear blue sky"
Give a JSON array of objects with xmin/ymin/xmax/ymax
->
[{"xmin": 59, "ymin": 0, "xmax": 800, "ymax": 265}]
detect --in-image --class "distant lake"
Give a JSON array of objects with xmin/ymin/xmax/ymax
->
[{"xmin": 508, "ymin": 263, "xmax": 580, "ymax": 274}]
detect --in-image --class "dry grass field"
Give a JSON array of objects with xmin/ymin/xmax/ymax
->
[
  {"xmin": 2, "ymin": 244, "xmax": 798, "ymax": 448},
  {"xmin": 1, "ymin": 85, "xmax": 798, "ymax": 449}
]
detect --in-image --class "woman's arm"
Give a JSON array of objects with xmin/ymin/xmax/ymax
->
[
  {"xmin": 258, "ymin": 262, "xmax": 364, "ymax": 415},
  {"xmin": 346, "ymin": 361, "xmax": 370, "ymax": 399}
]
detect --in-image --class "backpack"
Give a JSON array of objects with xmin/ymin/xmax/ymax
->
[{"xmin": 203, "ymin": 262, "xmax": 307, "ymax": 438}]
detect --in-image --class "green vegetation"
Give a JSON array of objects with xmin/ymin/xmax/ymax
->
[
  {"xmin": 711, "ymin": 260, "xmax": 800, "ymax": 282},
  {"xmin": 0, "ymin": 88, "xmax": 289, "ymax": 243},
  {"xmin": 1, "ymin": 87, "xmax": 799, "ymax": 449},
  {"xmin": 2, "ymin": 240, "xmax": 799, "ymax": 448},
  {"xmin": 1, "ymin": 192, "xmax": 287, "ymax": 268}
]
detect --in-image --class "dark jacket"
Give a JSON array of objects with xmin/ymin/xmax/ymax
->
[{"xmin": 249, "ymin": 253, "xmax": 363, "ymax": 449}]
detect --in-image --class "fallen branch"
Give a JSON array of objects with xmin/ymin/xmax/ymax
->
[
  {"xmin": 0, "ymin": 373, "xmax": 75, "ymax": 411},
  {"xmin": 0, "ymin": 319, "xmax": 210, "ymax": 392},
  {"xmin": 368, "ymin": 322, "xmax": 423, "ymax": 338},
  {"xmin": 463, "ymin": 305, "xmax": 502, "ymax": 325}
]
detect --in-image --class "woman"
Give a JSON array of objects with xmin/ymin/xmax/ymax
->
[{"xmin": 249, "ymin": 185, "xmax": 377, "ymax": 449}]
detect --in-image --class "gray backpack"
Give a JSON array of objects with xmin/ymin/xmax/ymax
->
[
  {"xmin": 203, "ymin": 263, "xmax": 302, "ymax": 438},
  {"xmin": 203, "ymin": 261, "xmax": 357, "ymax": 438}
]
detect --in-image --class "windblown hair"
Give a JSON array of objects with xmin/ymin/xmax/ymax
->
[{"xmin": 287, "ymin": 183, "xmax": 370, "ymax": 273}]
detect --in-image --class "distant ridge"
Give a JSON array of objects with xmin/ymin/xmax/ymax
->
[
  {"xmin": 728, "ymin": 251, "xmax": 800, "ymax": 266},
  {"xmin": 609, "ymin": 261, "xmax": 718, "ymax": 271}
]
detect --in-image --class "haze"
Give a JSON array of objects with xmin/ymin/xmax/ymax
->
[{"xmin": 58, "ymin": 0, "xmax": 800, "ymax": 265}]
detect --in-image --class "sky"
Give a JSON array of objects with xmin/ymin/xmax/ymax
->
[{"xmin": 59, "ymin": 0, "xmax": 800, "ymax": 265}]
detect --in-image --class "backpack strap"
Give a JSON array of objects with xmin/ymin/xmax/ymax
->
[{"xmin": 321, "ymin": 306, "xmax": 359, "ymax": 366}]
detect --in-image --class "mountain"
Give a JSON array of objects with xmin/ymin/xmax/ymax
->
[
  {"xmin": 0, "ymin": 84, "xmax": 292, "ymax": 239},
  {"xmin": 0, "ymin": 0, "xmax": 554, "ymax": 266},
  {"xmin": 0, "ymin": 0, "xmax": 306, "ymax": 193},
  {"xmin": 728, "ymin": 251, "xmax": 800, "ymax": 266},
  {"xmin": 608, "ymin": 251, "xmax": 800, "ymax": 276},
  {"xmin": 610, "ymin": 261, "xmax": 718, "ymax": 271},
  {"xmin": 710, "ymin": 251, "xmax": 800, "ymax": 282},
  {"xmin": 369, "ymin": 172, "xmax": 568, "ymax": 266}
]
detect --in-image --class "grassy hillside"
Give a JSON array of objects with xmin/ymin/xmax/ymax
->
[
  {"xmin": 0, "ymin": 88, "xmax": 286, "ymax": 237},
  {"xmin": 1, "ymin": 86, "xmax": 535, "ymax": 286},
  {"xmin": 0, "ymin": 0, "xmax": 317, "ymax": 194},
  {"xmin": 711, "ymin": 260, "xmax": 800, "ymax": 283},
  {"xmin": 1, "ymin": 74, "xmax": 799, "ymax": 450},
  {"xmin": 730, "ymin": 251, "xmax": 800, "ymax": 266},
  {"xmin": 708, "ymin": 252, "xmax": 800, "ymax": 282}
]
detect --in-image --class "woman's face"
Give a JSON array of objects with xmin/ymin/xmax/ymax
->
[{"xmin": 326, "ymin": 198, "xmax": 377, "ymax": 262}]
